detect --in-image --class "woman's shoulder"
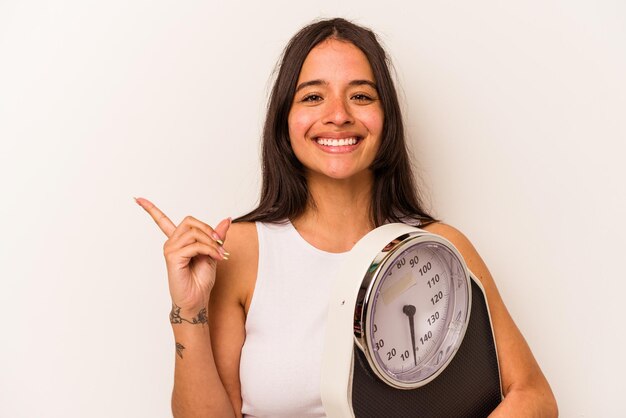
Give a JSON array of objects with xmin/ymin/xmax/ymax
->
[
  {"xmin": 221, "ymin": 221, "xmax": 259, "ymax": 274},
  {"xmin": 422, "ymin": 222, "xmax": 475, "ymax": 255},
  {"xmin": 214, "ymin": 221, "xmax": 259, "ymax": 311},
  {"xmin": 421, "ymin": 222, "xmax": 492, "ymax": 288},
  {"xmin": 224, "ymin": 221, "xmax": 258, "ymax": 251}
]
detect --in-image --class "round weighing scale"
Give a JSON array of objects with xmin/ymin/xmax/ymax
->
[{"xmin": 321, "ymin": 223, "xmax": 502, "ymax": 417}]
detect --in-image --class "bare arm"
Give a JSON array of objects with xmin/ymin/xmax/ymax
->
[
  {"xmin": 170, "ymin": 310, "xmax": 238, "ymax": 417},
  {"xmin": 209, "ymin": 222, "xmax": 258, "ymax": 416},
  {"xmin": 136, "ymin": 197, "xmax": 247, "ymax": 417},
  {"xmin": 424, "ymin": 223, "xmax": 558, "ymax": 417}
]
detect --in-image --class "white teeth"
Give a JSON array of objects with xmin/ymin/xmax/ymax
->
[{"xmin": 316, "ymin": 137, "xmax": 358, "ymax": 146}]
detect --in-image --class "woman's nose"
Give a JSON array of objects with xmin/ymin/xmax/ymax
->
[{"xmin": 322, "ymin": 97, "xmax": 354, "ymax": 126}]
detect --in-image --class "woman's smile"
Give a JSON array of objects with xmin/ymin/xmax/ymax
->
[{"xmin": 313, "ymin": 132, "xmax": 363, "ymax": 152}]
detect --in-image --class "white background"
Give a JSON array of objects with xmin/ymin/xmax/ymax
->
[{"xmin": 1, "ymin": 1, "xmax": 624, "ymax": 417}]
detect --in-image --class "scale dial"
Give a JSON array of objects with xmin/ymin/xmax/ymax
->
[{"xmin": 354, "ymin": 231, "xmax": 472, "ymax": 389}]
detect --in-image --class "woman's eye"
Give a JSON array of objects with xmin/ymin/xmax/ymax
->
[
  {"xmin": 352, "ymin": 93, "xmax": 374, "ymax": 102},
  {"xmin": 302, "ymin": 94, "xmax": 323, "ymax": 102}
]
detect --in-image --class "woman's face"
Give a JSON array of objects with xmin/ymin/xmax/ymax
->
[{"xmin": 288, "ymin": 38, "xmax": 384, "ymax": 182}]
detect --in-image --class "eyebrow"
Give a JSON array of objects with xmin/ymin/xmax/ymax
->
[{"xmin": 294, "ymin": 79, "xmax": 378, "ymax": 92}]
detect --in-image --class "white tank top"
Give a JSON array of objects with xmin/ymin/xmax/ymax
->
[{"xmin": 239, "ymin": 221, "xmax": 347, "ymax": 418}]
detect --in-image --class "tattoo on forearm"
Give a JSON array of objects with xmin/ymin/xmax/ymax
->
[
  {"xmin": 175, "ymin": 342, "xmax": 185, "ymax": 359},
  {"xmin": 170, "ymin": 303, "xmax": 208, "ymax": 325}
]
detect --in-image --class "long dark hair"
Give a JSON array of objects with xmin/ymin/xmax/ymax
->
[{"xmin": 236, "ymin": 18, "xmax": 435, "ymax": 227}]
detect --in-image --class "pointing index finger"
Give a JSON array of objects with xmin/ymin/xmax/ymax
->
[{"xmin": 135, "ymin": 197, "xmax": 176, "ymax": 237}]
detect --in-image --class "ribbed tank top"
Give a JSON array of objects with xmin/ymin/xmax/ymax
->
[{"xmin": 239, "ymin": 221, "xmax": 347, "ymax": 418}]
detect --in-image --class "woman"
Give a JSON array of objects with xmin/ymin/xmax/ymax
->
[{"xmin": 136, "ymin": 18, "xmax": 557, "ymax": 417}]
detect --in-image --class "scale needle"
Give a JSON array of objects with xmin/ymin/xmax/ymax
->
[{"xmin": 403, "ymin": 304, "xmax": 418, "ymax": 366}]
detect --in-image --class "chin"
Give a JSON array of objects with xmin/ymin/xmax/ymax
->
[{"xmin": 320, "ymin": 166, "xmax": 372, "ymax": 182}]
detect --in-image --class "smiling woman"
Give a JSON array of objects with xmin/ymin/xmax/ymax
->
[{"xmin": 136, "ymin": 17, "xmax": 557, "ymax": 418}]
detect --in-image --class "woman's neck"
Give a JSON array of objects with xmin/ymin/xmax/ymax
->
[{"xmin": 292, "ymin": 172, "xmax": 375, "ymax": 253}]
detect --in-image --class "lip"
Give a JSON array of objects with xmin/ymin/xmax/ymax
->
[{"xmin": 313, "ymin": 131, "xmax": 363, "ymax": 140}]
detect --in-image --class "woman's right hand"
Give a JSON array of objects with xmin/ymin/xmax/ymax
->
[{"xmin": 135, "ymin": 197, "xmax": 231, "ymax": 315}]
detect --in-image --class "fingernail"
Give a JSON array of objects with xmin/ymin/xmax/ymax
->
[{"xmin": 212, "ymin": 232, "xmax": 224, "ymax": 245}]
